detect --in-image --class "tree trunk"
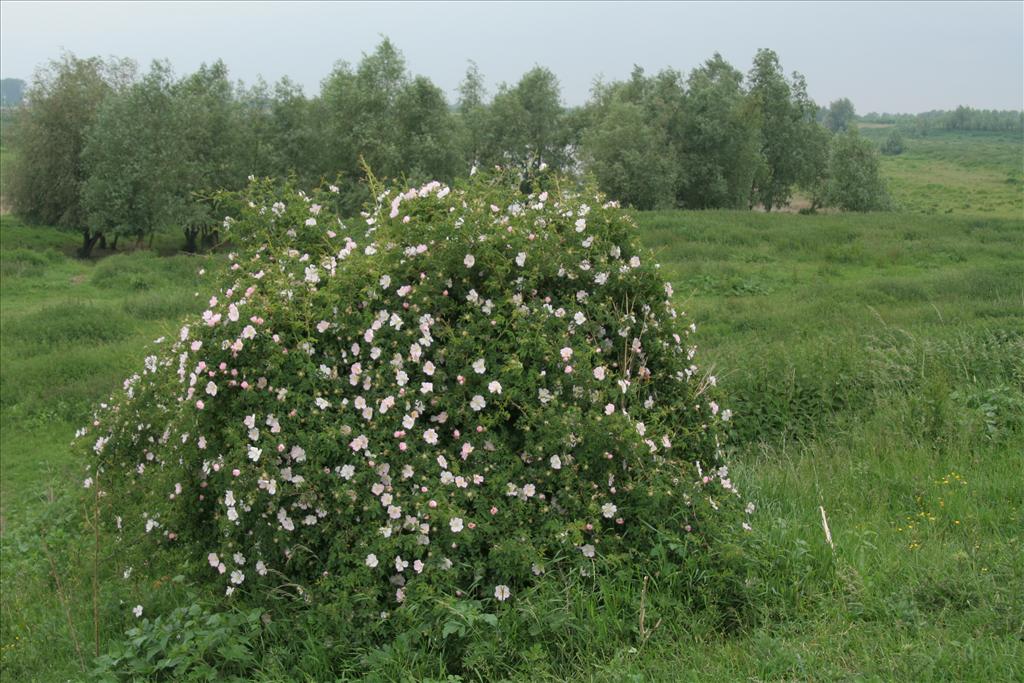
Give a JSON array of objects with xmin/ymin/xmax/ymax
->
[
  {"xmin": 183, "ymin": 227, "xmax": 199, "ymax": 254},
  {"xmin": 98, "ymin": 234, "xmax": 108, "ymax": 250},
  {"xmin": 111, "ymin": 234, "xmax": 119, "ymax": 251},
  {"xmin": 78, "ymin": 229, "xmax": 103, "ymax": 259}
]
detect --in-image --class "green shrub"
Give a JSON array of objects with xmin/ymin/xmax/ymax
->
[
  {"xmin": 80, "ymin": 172, "xmax": 749, "ymax": 650},
  {"xmin": 723, "ymin": 342, "xmax": 871, "ymax": 444}
]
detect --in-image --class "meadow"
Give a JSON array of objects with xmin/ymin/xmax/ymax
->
[
  {"xmin": 859, "ymin": 127, "xmax": 1023, "ymax": 219},
  {"xmin": 0, "ymin": 131, "xmax": 1022, "ymax": 680}
]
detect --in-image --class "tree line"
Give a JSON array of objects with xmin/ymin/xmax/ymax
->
[
  {"xmin": 859, "ymin": 107, "xmax": 1024, "ymax": 135},
  {"xmin": 7, "ymin": 40, "xmax": 894, "ymax": 257},
  {"xmin": 0, "ymin": 78, "xmax": 26, "ymax": 107}
]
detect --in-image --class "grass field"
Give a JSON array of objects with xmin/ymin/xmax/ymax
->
[
  {"xmin": 1, "ymin": 132, "xmax": 1022, "ymax": 679},
  {"xmin": 3, "ymin": 211, "xmax": 1021, "ymax": 680},
  {"xmin": 859, "ymin": 128, "xmax": 1024, "ymax": 219}
]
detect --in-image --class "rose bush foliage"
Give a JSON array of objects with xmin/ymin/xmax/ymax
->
[{"xmin": 80, "ymin": 170, "xmax": 749, "ymax": 629}]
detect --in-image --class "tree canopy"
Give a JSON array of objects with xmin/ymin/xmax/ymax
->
[
  {"xmin": 9, "ymin": 54, "xmax": 134, "ymax": 255},
  {"xmin": 9, "ymin": 40, "xmax": 917, "ymax": 256}
]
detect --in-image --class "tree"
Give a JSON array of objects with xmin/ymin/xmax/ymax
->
[
  {"xmin": 83, "ymin": 60, "xmax": 248, "ymax": 253},
  {"xmin": 82, "ymin": 61, "xmax": 179, "ymax": 250},
  {"xmin": 580, "ymin": 66, "xmax": 686, "ymax": 208},
  {"xmin": 233, "ymin": 78, "xmax": 274, "ymax": 179},
  {"xmin": 172, "ymin": 60, "xmax": 248, "ymax": 251},
  {"xmin": 677, "ymin": 54, "xmax": 763, "ymax": 209},
  {"xmin": 880, "ymin": 129, "xmax": 904, "ymax": 155},
  {"xmin": 264, "ymin": 77, "xmax": 317, "ymax": 183},
  {"xmin": 314, "ymin": 38, "xmax": 461, "ymax": 212},
  {"xmin": 825, "ymin": 128, "xmax": 891, "ymax": 211},
  {"xmin": 393, "ymin": 76, "xmax": 460, "ymax": 184},
  {"xmin": 481, "ymin": 67, "xmax": 568, "ymax": 176},
  {"xmin": 316, "ymin": 39, "xmax": 415, "ymax": 211},
  {"xmin": 581, "ymin": 99, "xmax": 676, "ymax": 209},
  {"xmin": 747, "ymin": 49, "xmax": 826, "ymax": 211},
  {"xmin": 795, "ymin": 120, "xmax": 833, "ymax": 210},
  {"xmin": 9, "ymin": 54, "xmax": 134, "ymax": 256},
  {"xmin": 825, "ymin": 97, "xmax": 856, "ymax": 132},
  {"xmin": 639, "ymin": 68, "xmax": 688, "ymax": 203},
  {"xmin": 455, "ymin": 61, "xmax": 488, "ymax": 169},
  {"xmin": 747, "ymin": 49, "xmax": 798, "ymax": 210}
]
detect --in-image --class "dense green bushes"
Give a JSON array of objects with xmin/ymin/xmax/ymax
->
[
  {"xmin": 80, "ymin": 172, "xmax": 750, "ymax": 651},
  {"xmin": 721, "ymin": 327, "xmax": 1024, "ymax": 447},
  {"xmin": 881, "ymin": 129, "xmax": 904, "ymax": 156}
]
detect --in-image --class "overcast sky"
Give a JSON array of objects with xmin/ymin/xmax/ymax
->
[{"xmin": 1, "ymin": 1, "xmax": 1021, "ymax": 113}]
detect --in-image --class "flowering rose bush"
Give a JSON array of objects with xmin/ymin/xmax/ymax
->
[{"xmin": 80, "ymin": 170, "xmax": 749, "ymax": 633}]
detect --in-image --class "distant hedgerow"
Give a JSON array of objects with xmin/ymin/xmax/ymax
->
[{"xmin": 78, "ymin": 169, "xmax": 750, "ymax": 639}]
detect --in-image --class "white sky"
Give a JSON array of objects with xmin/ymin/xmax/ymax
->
[{"xmin": 1, "ymin": 0, "xmax": 1022, "ymax": 113}]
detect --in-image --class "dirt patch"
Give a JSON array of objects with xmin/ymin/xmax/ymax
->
[{"xmin": 752, "ymin": 195, "xmax": 839, "ymax": 214}]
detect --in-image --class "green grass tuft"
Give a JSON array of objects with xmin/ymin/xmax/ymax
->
[{"xmin": 5, "ymin": 301, "xmax": 134, "ymax": 347}]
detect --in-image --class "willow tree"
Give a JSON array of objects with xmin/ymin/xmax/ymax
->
[{"xmin": 10, "ymin": 53, "xmax": 134, "ymax": 256}]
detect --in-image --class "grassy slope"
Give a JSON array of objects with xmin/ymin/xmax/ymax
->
[
  {"xmin": 1, "ymin": 132, "xmax": 1022, "ymax": 679},
  {"xmin": 0, "ymin": 217, "xmax": 209, "ymax": 521},
  {"xmin": 0, "ymin": 217, "xmax": 216, "ymax": 679}
]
